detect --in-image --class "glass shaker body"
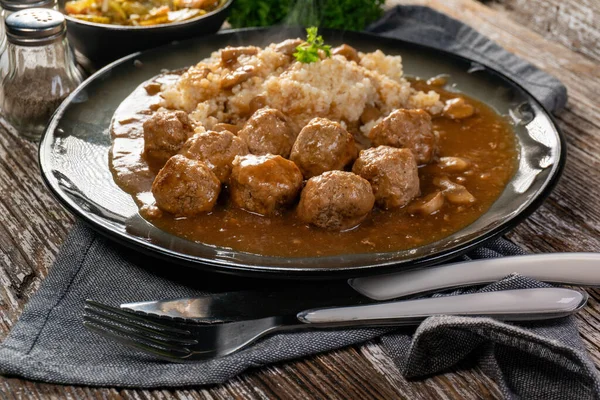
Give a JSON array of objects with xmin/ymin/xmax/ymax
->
[
  {"xmin": 1, "ymin": 23, "xmax": 82, "ymax": 140},
  {"xmin": 0, "ymin": 9, "xmax": 7, "ymax": 91},
  {"xmin": 0, "ymin": 1, "xmax": 58, "ymax": 80},
  {"xmin": 0, "ymin": 9, "xmax": 4, "ymax": 54}
]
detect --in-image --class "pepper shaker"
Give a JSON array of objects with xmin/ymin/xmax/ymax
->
[{"xmin": 1, "ymin": 8, "xmax": 82, "ymax": 140}]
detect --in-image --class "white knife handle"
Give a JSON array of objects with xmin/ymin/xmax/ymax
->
[
  {"xmin": 296, "ymin": 288, "xmax": 586, "ymax": 326},
  {"xmin": 349, "ymin": 253, "xmax": 600, "ymax": 301}
]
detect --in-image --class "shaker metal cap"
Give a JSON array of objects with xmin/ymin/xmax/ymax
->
[
  {"xmin": 5, "ymin": 8, "xmax": 66, "ymax": 46},
  {"xmin": 0, "ymin": 0, "xmax": 56, "ymax": 12}
]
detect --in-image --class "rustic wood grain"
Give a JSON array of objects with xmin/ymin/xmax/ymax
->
[
  {"xmin": 489, "ymin": 0, "xmax": 600, "ymax": 63},
  {"xmin": 1, "ymin": 0, "xmax": 599, "ymax": 398}
]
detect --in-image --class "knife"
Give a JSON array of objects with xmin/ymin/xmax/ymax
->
[
  {"xmin": 122, "ymin": 288, "xmax": 588, "ymax": 323},
  {"xmin": 121, "ymin": 253, "xmax": 600, "ymax": 319},
  {"xmin": 349, "ymin": 253, "xmax": 600, "ymax": 300}
]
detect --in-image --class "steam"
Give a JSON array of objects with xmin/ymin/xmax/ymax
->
[
  {"xmin": 228, "ymin": 0, "xmax": 323, "ymax": 47},
  {"xmin": 283, "ymin": 0, "xmax": 321, "ymax": 27}
]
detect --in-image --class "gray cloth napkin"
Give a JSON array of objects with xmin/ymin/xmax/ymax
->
[
  {"xmin": 2, "ymin": 5, "xmax": 596, "ymax": 400},
  {"xmin": 2, "ymin": 225, "xmax": 599, "ymax": 400}
]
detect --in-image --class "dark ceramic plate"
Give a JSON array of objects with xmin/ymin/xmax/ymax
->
[{"xmin": 39, "ymin": 28, "xmax": 565, "ymax": 278}]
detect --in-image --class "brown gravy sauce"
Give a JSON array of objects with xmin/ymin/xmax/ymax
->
[{"xmin": 110, "ymin": 74, "xmax": 518, "ymax": 257}]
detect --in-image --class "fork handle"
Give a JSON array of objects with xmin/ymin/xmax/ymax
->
[{"xmin": 296, "ymin": 288, "xmax": 586, "ymax": 326}]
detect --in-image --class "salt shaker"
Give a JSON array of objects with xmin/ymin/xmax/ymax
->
[
  {"xmin": 0, "ymin": 0, "xmax": 57, "ymax": 79},
  {"xmin": 0, "ymin": 0, "xmax": 56, "ymax": 16},
  {"xmin": 1, "ymin": 8, "xmax": 82, "ymax": 140}
]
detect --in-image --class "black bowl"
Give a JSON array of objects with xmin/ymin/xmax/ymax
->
[{"xmin": 58, "ymin": 0, "xmax": 233, "ymax": 64}]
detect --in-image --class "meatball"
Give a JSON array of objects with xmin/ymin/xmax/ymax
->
[
  {"xmin": 152, "ymin": 155, "xmax": 221, "ymax": 217},
  {"xmin": 368, "ymin": 109, "xmax": 436, "ymax": 165},
  {"xmin": 237, "ymin": 107, "xmax": 296, "ymax": 158},
  {"xmin": 297, "ymin": 171, "xmax": 375, "ymax": 231},
  {"xmin": 352, "ymin": 146, "xmax": 420, "ymax": 209},
  {"xmin": 179, "ymin": 130, "xmax": 248, "ymax": 183},
  {"xmin": 213, "ymin": 123, "xmax": 241, "ymax": 134},
  {"xmin": 229, "ymin": 154, "xmax": 303, "ymax": 216},
  {"xmin": 290, "ymin": 118, "xmax": 357, "ymax": 179},
  {"xmin": 143, "ymin": 110, "xmax": 194, "ymax": 169}
]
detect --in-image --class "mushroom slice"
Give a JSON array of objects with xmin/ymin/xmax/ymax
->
[
  {"xmin": 248, "ymin": 95, "xmax": 267, "ymax": 114},
  {"xmin": 332, "ymin": 44, "xmax": 360, "ymax": 63},
  {"xmin": 443, "ymin": 98, "xmax": 475, "ymax": 119},
  {"xmin": 274, "ymin": 39, "xmax": 304, "ymax": 56},
  {"xmin": 433, "ymin": 177, "xmax": 476, "ymax": 205},
  {"xmin": 144, "ymin": 82, "xmax": 162, "ymax": 95},
  {"xmin": 407, "ymin": 191, "xmax": 445, "ymax": 215},
  {"xmin": 437, "ymin": 156, "xmax": 471, "ymax": 172},
  {"xmin": 426, "ymin": 74, "xmax": 449, "ymax": 86},
  {"xmin": 221, "ymin": 65, "xmax": 257, "ymax": 89},
  {"xmin": 221, "ymin": 46, "xmax": 258, "ymax": 67}
]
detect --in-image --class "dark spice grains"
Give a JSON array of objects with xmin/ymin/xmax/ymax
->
[{"xmin": 2, "ymin": 66, "xmax": 76, "ymax": 137}]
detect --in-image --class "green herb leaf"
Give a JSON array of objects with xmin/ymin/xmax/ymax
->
[
  {"xmin": 228, "ymin": 0, "xmax": 385, "ymax": 31},
  {"xmin": 293, "ymin": 27, "xmax": 331, "ymax": 63}
]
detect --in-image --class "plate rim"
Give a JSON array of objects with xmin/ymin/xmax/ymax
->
[{"xmin": 39, "ymin": 27, "xmax": 567, "ymax": 278}]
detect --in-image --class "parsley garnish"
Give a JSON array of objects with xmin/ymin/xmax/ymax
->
[{"xmin": 293, "ymin": 27, "xmax": 331, "ymax": 64}]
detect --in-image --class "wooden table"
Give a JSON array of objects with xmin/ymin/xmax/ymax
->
[{"xmin": 1, "ymin": 0, "xmax": 599, "ymax": 398}]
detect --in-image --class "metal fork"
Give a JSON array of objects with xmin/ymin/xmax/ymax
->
[
  {"xmin": 83, "ymin": 300, "xmax": 295, "ymax": 361},
  {"xmin": 83, "ymin": 288, "xmax": 587, "ymax": 362}
]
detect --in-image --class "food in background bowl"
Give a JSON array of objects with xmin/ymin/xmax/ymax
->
[
  {"xmin": 58, "ymin": 0, "xmax": 232, "ymax": 63},
  {"xmin": 109, "ymin": 29, "xmax": 518, "ymax": 257},
  {"xmin": 64, "ymin": 0, "xmax": 223, "ymax": 26}
]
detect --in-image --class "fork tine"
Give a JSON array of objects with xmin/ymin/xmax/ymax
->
[
  {"xmin": 83, "ymin": 307, "xmax": 199, "ymax": 347},
  {"xmin": 86, "ymin": 300, "xmax": 192, "ymax": 333},
  {"xmin": 83, "ymin": 300, "xmax": 278, "ymax": 362},
  {"xmin": 85, "ymin": 300, "xmax": 198, "ymax": 341},
  {"xmin": 83, "ymin": 314, "xmax": 192, "ymax": 352},
  {"xmin": 83, "ymin": 318, "xmax": 192, "ymax": 362}
]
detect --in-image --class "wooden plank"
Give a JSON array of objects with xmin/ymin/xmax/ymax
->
[
  {"xmin": 1, "ymin": 0, "xmax": 599, "ymax": 398},
  {"xmin": 0, "ymin": 119, "xmax": 74, "ymax": 336},
  {"xmin": 490, "ymin": 0, "xmax": 600, "ymax": 63}
]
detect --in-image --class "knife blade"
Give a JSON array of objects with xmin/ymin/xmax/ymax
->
[
  {"xmin": 349, "ymin": 253, "xmax": 600, "ymax": 300},
  {"xmin": 122, "ymin": 288, "xmax": 587, "ymax": 323},
  {"xmin": 121, "ymin": 282, "xmax": 370, "ymax": 321},
  {"xmin": 122, "ymin": 253, "xmax": 600, "ymax": 319}
]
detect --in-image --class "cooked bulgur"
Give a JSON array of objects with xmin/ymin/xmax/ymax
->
[{"xmin": 159, "ymin": 40, "xmax": 443, "ymax": 136}]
